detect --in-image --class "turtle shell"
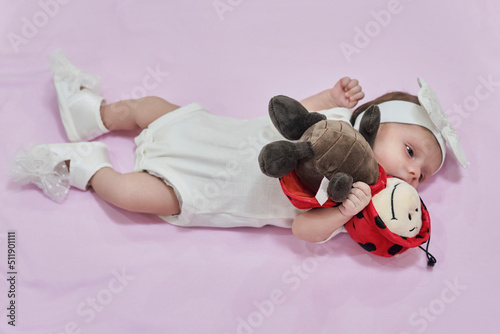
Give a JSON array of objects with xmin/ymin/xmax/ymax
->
[{"xmin": 295, "ymin": 120, "xmax": 380, "ymax": 192}]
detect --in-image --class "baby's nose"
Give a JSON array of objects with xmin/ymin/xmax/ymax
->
[
  {"xmin": 408, "ymin": 177, "xmax": 419, "ymax": 189},
  {"xmin": 406, "ymin": 166, "xmax": 421, "ymax": 188}
]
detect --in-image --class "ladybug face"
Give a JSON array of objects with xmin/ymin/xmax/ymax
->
[{"xmin": 372, "ymin": 178, "xmax": 423, "ymax": 238}]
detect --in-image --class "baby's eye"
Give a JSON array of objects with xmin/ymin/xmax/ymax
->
[
  {"xmin": 419, "ymin": 174, "xmax": 423, "ymax": 182},
  {"xmin": 406, "ymin": 145, "xmax": 414, "ymax": 157}
]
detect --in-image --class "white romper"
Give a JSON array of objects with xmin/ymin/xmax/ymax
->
[{"xmin": 134, "ymin": 102, "xmax": 352, "ymax": 229}]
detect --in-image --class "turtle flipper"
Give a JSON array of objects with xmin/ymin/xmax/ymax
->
[
  {"xmin": 358, "ymin": 105, "xmax": 380, "ymax": 148},
  {"xmin": 258, "ymin": 141, "xmax": 313, "ymax": 178},
  {"xmin": 269, "ymin": 95, "xmax": 326, "ymax": 140},
  {"xmin": 327, "ymin": 172, "xmax": 354, "ymax": 203}
]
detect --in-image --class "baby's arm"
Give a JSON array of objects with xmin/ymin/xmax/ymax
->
[
  {"xmin": 300, "ymin": 77, "xmax": 364, "ymax": 111},
  {"xmin": 292, "ymin": 182, "xmax": 371, "ymax": 243}
]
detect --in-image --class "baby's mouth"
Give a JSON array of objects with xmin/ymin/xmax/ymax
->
[
  {"xmin": 395, "ymin": 175, "xmax": 416, "ymax": 187},
  {"xmin": 393, "ymin": 174, "xmax": 407, "ymax": 182}
]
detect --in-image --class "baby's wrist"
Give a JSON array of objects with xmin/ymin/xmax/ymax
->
[
  {"xmin": 325, "ymin": 89, "xmax": 341, "ymax": 109},
  {"xmin": 313, "ymin": 89, "xmax": 340, "ymax": 110},
  {"xmin": 337, "ymin": 206, "xmax": 355, "ymax": 220}
]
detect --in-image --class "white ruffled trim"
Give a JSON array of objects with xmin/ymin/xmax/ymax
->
[
  {"xmin": 11, "ymin": 145, "xmax": 70, "ymax": 203},
  {"xmin": 48, "ymin": 49, "xmax": 102, "ymax": 95},
  {"xmin": 417, "ymin": 78, "xmax": 470, "ymax": 168}
]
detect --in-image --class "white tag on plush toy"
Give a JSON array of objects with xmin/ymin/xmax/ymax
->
[{"xmin": 315, "ymin": 176, "xmax": 330, "ymax": 205}]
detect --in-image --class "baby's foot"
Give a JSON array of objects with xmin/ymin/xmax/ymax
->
[
  {"xmin": 54, "ymin": 85, "xmax": 108, "ymax": 142},
  {"xmin": 49, "ymin": 50, "xmax": 109, "ymax": 142},
  {"xmin": 49, "ymin": 49, "xmax": 101, "ymax": 94},
  {"xmin": 11, "ymin": 142, "xmax": 112, "ymax": 202}
]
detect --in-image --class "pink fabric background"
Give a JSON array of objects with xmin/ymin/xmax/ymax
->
[{"xmin": 1, "ymin": 1, "xmax": 498, "ymax": 333}]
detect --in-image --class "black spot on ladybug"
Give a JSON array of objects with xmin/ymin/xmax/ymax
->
[
  {"xmin": 352, "ymin": 221, "xmax": 356, "ymax": 229},
  {"xmin": 356, "ymin": 211, "xmax": 364, "ymax": 219},
  {"xmin": 358, "ymin": 242, "xmax": 376, "ymax": 252},
  {"xmin": 427, "ymin": 228, "xmax": 430, "ymax": 233},
  {"xmin": 388, "ymin": 244, "xmax": 403, "ymax": 255},
  {"xmin": 416, "ymin": 235, "xmax": 424, "ymax": 239},
  {"xmin": 375, "ymin": 216, "xmax": 386, "ymax": 229},
  {"xmin": 400, "ymin": 236, "xmax": 407, "ymax": 240}
]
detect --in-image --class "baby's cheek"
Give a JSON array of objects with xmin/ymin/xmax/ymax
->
[
  {"xmin": 372, "ymin": 143, "xmax": 400, "ymax": 176},
  {"xmin": 373, "ymin": 152, "xmax": 391, "ymax": 172}
]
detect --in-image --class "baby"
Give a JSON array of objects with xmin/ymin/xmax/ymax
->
[{"xmin": 12, "ymin": 51, "xmax": 467, "ymax": 245}]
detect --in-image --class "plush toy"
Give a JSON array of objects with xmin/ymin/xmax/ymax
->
[
  {"xmin": 259, "ymin": 95, "xmax": 381, "ymax": 204},
  {"xmin": 258, "ymin": 95, "xmax": 435, "ymax": 265},
  {"xmin": 344, "ymin": 176, "xmax": 432, "ymax": 261}
]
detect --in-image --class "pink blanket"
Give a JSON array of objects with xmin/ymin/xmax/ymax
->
[{"xmin": 1, "ymin": 1, "xmax": 497, "ymax": 333}]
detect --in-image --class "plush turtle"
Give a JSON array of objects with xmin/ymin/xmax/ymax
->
[
  {"xmin": 258, "ymin": 95, "xmax": 435, "ymax": 265},
  {"xmin": 258, "ymin": 95, "xmax": 381, "ymax": 203}
]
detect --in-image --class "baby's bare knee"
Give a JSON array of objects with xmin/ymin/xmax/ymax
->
[
  {"xmin": 134, "ymin": 96, "xmax": 180, "ymax": 128},
  {"xmin": 136, "ymin": 96, "xmax": 178, "ymax": 111}
]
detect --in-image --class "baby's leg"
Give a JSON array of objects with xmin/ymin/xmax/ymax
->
[
  {"xmin": 90, "ymin": 167, "xmax": 180, "ymax": 216},
  {"xmin": 51, "ymin": 51, "xmax": 181, "ymax": 141},
  {"xmin": 13, "ymin": 141, "xmax": 179, "ymax": 215},
  {"xmin": 100, "ymin": 96, "xmax": 180, "ymax": 131}
]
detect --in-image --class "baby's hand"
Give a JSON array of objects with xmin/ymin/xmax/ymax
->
[
  {"xmin": 330, "ymin": 77, "xmax": 365, "ymax": 109},
  {"xmin": 338, "ymin": 182, "xmax": 371, "ymax": 217}
]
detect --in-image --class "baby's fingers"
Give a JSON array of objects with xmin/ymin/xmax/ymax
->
[
  {"xmin": 339, "ymin": 198, "xmax": 357, "ymax": 217},
  {"xmin": 339, "ymin": 76, "xmax": 352, "ymax": 90},
  {"xmin": 342, "ymin": 79, "xmax": 364, "ymax": 107},
  {"xmin": 345, "ymin": 85, "xmax": 362, "ymax": 96},
  {"xmin": 352, "ymin": 182, "xmax": 371, "ymax": 197},
  {"xmin": 346, "ymin": 182, "xmax": 371, "ymax": 210},
  {"xmin": 344, "ymin": 78, "xmax": 360, "ymax": 91},
  {"xmin": 346, "ymin": 86, "xmax": 364, "ymax": 100}
]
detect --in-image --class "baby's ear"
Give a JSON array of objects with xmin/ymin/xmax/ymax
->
[{"xmin": 357, "ymin": 105, "xmax": 380, "ymax": 148}]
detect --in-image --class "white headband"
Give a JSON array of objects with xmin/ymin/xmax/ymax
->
[{"xmin": 353, "ymin": 78, "xmax": 469, "ymax": 172}]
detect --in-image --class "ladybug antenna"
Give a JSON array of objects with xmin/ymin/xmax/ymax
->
[{"xmin": 418, "ymin": 235, "xmax": 437, "ymax": 267}]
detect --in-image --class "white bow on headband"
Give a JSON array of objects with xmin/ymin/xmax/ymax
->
[{"xmin": 417, "ymin": 78, "xmax": 469, "ymax": 168}]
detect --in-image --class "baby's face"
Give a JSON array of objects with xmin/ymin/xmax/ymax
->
[{"xmin": 372, "ymin": 122, "xmax": 442, "ymax": 189}]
